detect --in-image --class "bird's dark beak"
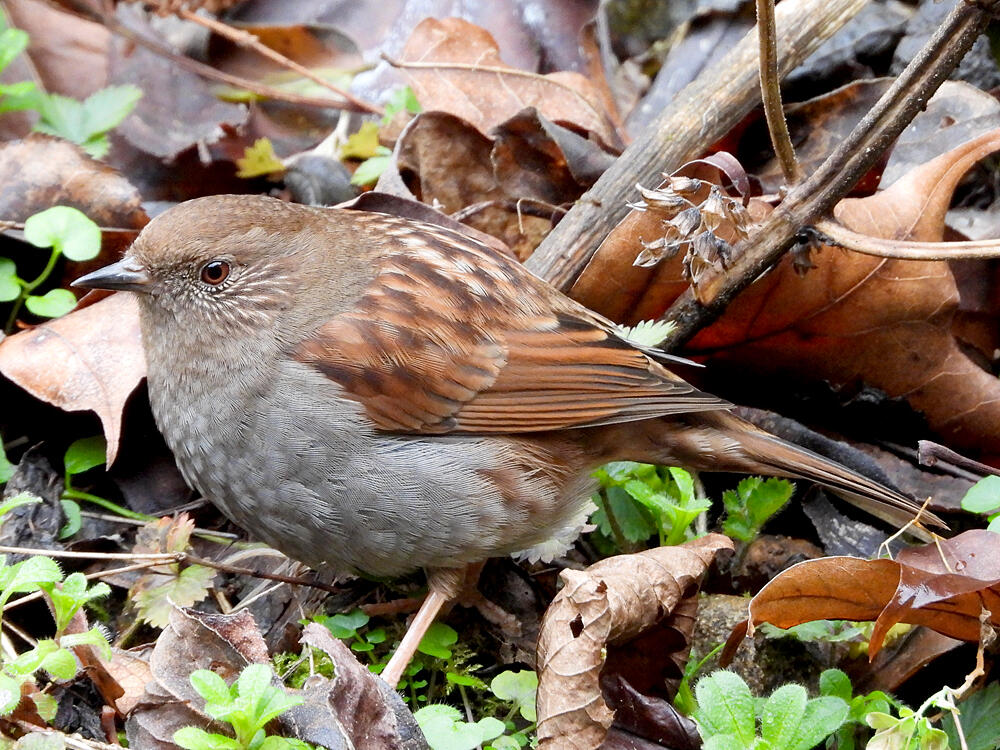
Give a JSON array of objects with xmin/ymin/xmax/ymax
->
[{"xmin": 73, "ymin": 259, "xmax": 153, "ymax": 294}]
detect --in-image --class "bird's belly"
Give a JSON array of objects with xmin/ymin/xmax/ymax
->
[{"xmin": 150, "ymin": 361, "xmax": 593, "ymax": 577}]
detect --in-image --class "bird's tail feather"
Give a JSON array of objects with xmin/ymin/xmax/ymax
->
[{"xmin": 613, "ymin": 410, "xmax": 945, "ymax": 537}]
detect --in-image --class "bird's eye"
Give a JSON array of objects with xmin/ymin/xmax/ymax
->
[{"xmin": 200, "ymin": 260, "xmax": 231, "ymax": 285}]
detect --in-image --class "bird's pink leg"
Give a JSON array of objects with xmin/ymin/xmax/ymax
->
[{"xmin": 380, "ymin": 567, "xmax": 465, "ymax": 688}]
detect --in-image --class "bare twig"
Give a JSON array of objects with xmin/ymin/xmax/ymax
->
[
  {"xmin": 61, "ymin": 3, "xmax": 375, "ymax": 113},
  {"xmin": 183, "ymin": 553, "xmax": 341, "ymax": 594},
  {"xmin": 918, "ymin": 440, "xmax": 1000, "ymax": 479},
  {"xmin": 0, "ymin": 545, "xmax": 341, "ymax": 596},
  {"xmin": 815, "ymin": 218, "xmax": 1000, "ymax": 259},
  {"xmin": 451, "ymin": 199, "xmax": 567, "ymax": 223},
  {"xmin": 757, "ymin": 0, "xmax": 800, "ymax": 181},
  {"xmin": 0, "ymin": 546, "xmax": 178, "ymax": 562},
  {"xmin": 178, "ymin": 10, "xmax": 382, "ymax": 115},
  {"xmin": 661, "ymin": 0, "xmax": 995, "ymax": 347}
]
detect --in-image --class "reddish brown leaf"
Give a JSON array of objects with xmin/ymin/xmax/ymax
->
[{"xmin": 730, "ymin": 529, "xmax": 1000, "ymax": 661}]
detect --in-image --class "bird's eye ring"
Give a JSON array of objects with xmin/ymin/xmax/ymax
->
[{"xmin": 200, "ymin": 260, "xmax": 231, "ymax": 286}]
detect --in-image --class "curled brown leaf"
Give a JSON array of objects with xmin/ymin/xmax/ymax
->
[
  {"xmin": 724, "ymin": 529, "xmax": 1000, "ymax": 663},
  {"xmin": 536, "ymin": 534, "xmax": 733, "ymax": 749}
]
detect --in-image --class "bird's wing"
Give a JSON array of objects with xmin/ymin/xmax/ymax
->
[{"xmin": 294, "ymin": 216, "xmax": 728, "ymax": 434}]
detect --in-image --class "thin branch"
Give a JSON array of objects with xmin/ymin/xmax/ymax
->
[
  {"xmin": 183, "ymin": 553, "xmax": 341, "ymax": 594},
  {"xmin": 918, "ymin": 440, "xmax": 1000, "ymax": 479},
  {"xmin": 4, "ymin": 560, "xmax": 179, "ymax": 612},
  {"xmin": 815, "ymin": 218, "xmax": 1000, "ymax": 258},
  {"xmin": 177, "ymin": 9, "xmax": 382, "ymax": 116},
  {"xmin": 0, "ymin": 546, "xmax": 179, "ymax": 561},
  {"xmin": 661, "ymin": 0, "xmax": 995, "ymax": 347},
  {"xmin": 78, "ymin": 509, "xmax": 240, "ymax": 540},
  {"xmin": 757, "ymin": 0, "xmax": 800, "ymax": 180}
]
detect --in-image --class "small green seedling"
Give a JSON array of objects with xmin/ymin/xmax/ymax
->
[
  {"xmin": 591, "ymin": 462, "xmax": 710, "ymax": 550},
  {"xmin": 4, "ymin": 206, "xmax": 101, "ymax": 331},
  {"xmin": 673, "ymin": 644, "xmax": 724, "ymax": 716},
  {"xmin": 314, "ymin": 609, "xmax": 386, "ymax": 653},
  {"xmin": 29, "ymin": 85, "xmax": 142, "ymax": 158},
  {"xmin": 346, "ymin": 86, "xmax": 421, "ymax": 186},
  {"xmin": 693, "ymin": 670, "xmax": 848, "ymax": 750},
  {"xmin": 0, "ymin": 25, "xmax": 37, "ymax": 114},
  {"xmin": 866, "ymin": 708, "xmax": 949, "ymax": 749},
  {"xmin": 819, "ymin": 668, "xmax": 896, "ymax": 750},
  {"xmin": 414, "ymin": 704, "xmax": 506, "ymax": 750},
  {"xmin": 0, "ymin": 512, "xmax": 111, "ymax": 724},
  {"xmin": 721, "ymin": 476, "xmax": 795, "ymax": 543},
  {"xmin": 60, "ymin": 435, "xmax": 156, "ymax": 539},
  {"xmin": 173, "ymin": 664, "xmax": 314, "ymax": 750},
  {"xmin": 490, "ymin": 670, "xmax": 537, "ymax": 723},
  {"xmin": 0, "ymin": 20, "xmax": 140, "ymax": 157},
  {"xmin": 961, "ymin": 475, "xmax": 1000, "ymax": 533},
  {"xmin": 415, "ymin": 670, "xmax": 537, "ymax": 750}
]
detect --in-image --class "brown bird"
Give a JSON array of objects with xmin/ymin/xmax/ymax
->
[{"xmin": 75, "ymin": 195, "xmax": 938, "ymax": 686}]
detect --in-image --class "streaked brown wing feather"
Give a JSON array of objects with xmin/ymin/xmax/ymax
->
[{"xmin": 294, "ymin": 216, "xmax": 728, "ymax": 434}]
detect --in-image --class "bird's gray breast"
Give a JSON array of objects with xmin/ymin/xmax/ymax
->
[{"xmin": 147, "ymin": 354, "xmax": 570, "ymax": 577}]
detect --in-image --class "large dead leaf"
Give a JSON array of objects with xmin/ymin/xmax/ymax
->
[
  {"xmin": 398, "ymin": 17, "xmax": 621, "ymax": 148},
  {"xmin": 571, "ymin": 130, "xmax": 1000, "ymax": 456},
  {"xmin": 0, "ymin": 293, "xmax": 145, "ymax": 463},
  {"xmin": 536, "ymin": 534, "xmax": 733, "ymax": 749},
  {"xmin": 725, "ymin": 529, "xmax": 1000, "ymax": 662}
]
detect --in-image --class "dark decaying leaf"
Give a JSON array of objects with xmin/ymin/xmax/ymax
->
[
  {"xmin": 0, "ymin": 447, "xmax": 65, "ymax": 553},
  {"xmin": 300, "ymin": 623, "xmax": 427, "ymax": 750},
  {"xmin": 108, "ymin": 7, "xmax": 248, "ymax": 160}
]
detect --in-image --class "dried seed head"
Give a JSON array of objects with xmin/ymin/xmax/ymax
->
[
  {"xmin": 671, "ymin": 206, "xmax": 703, "ymax": 236},
  {"xmin": 634, "ymin": 238, "xmax": 687, "ymax": 267},
  {"xmin": 669, "ymin": 175, "xmax": 704, "ymax": 196}
]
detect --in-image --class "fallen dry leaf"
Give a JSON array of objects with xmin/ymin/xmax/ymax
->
[
  {"xmin": 724, "ymin": 529, "xmax": 1000, "ymax": 664},
  {"xmin": 571, "ymin": 130, "xmax": 1000, "ymax": 457},
  {"xmin": 5, "ymin": 0, "xmax": 110, "ymax": 99},
  {"xmin": 536, "ymin": 533, "xmax": 733, "ymax": 749},
  {"xmin": 398, "ymin": 17, "xmax": 622, "ymax": 148},
  {"xmin": 0, "ymin": 293, "xmax": 145, "ymax": 463},
  {"xmin": 0, "ymin": 135, "xmax": 149, "ymax": 289},
  {"xmin": 100, "ymin": 647, "xmax": 154, "ymax": 716}
]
